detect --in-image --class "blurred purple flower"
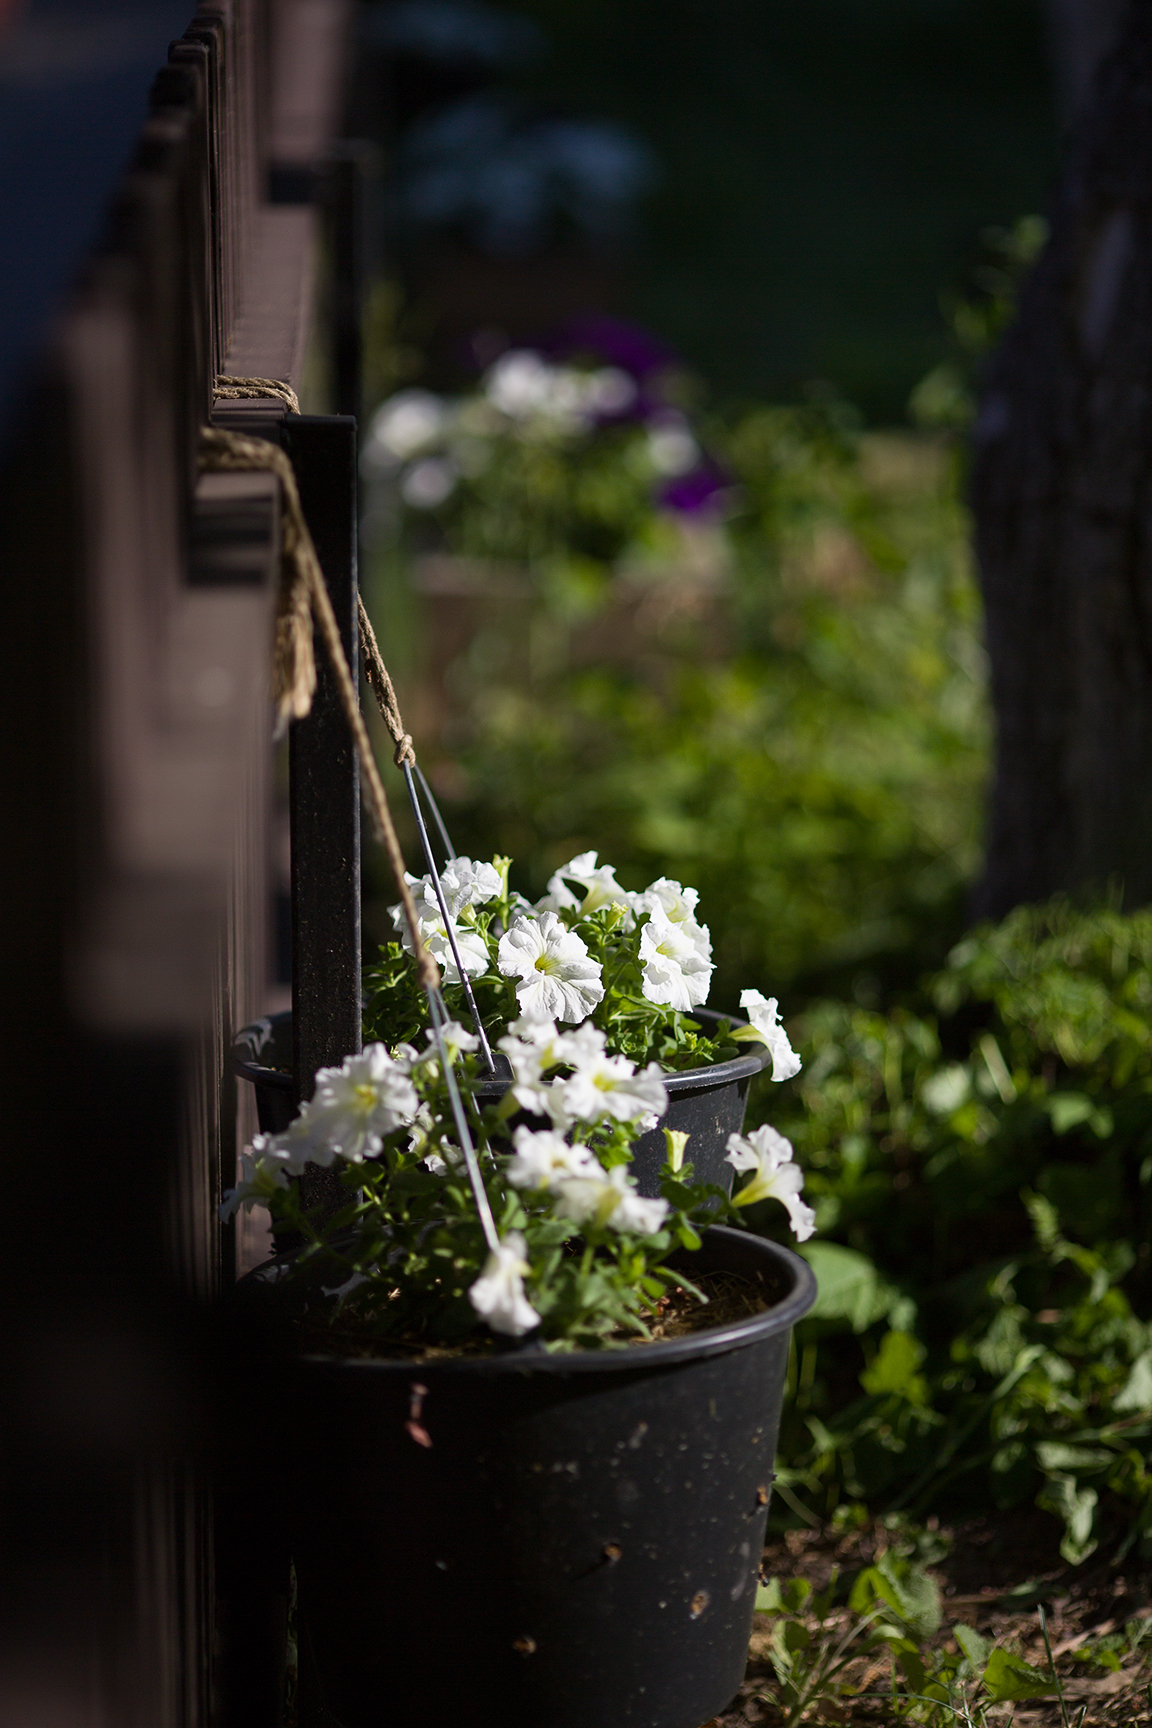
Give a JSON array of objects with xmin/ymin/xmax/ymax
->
[
  {"xmin": 659, "ymin": 465, "xmax": 732, "ymax": 516},
  {"xmin": 543, "ymin": 314, "xmax": 678, "ymax": 382}
]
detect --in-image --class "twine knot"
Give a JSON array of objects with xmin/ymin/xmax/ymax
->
[{"xmin": 357, "ymin": 596, "xmax": 419, "ymax": 771}]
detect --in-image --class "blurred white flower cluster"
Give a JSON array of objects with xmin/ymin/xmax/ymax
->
[{"xmin": 360, "ymin": 354, "xmax": 701, "ymax": 518}]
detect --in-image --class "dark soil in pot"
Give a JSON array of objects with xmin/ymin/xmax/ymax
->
[
  {"xmin": 233, "ymin": 1009, "xmax": 771, "ymax": 1196},
  {"xmin": 245, "ymin": 1225, "xmax": 816, "ymax": 1728}
]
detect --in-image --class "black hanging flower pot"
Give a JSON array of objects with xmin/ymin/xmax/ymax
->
[
  {"xmin": 247, "ymin": 1224, "xmax": 816, "ymax": 1728},
  {"xmin": 234, "ymin": 1008, "xmax": 771, "ymax": 1196}
]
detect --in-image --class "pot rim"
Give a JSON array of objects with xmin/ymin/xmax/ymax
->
[
  {"xmin": 249, "ymin": 1225, "xmax": 817, "ymax": 1375},
  {"xmin": 233, "ymin": 1007, "xmax": 771, "ymax": 1094}
]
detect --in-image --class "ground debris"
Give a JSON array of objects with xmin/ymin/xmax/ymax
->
[{"xmin": 717, "ymin": 1510, "xmax": 1152, "ymax": 1726}]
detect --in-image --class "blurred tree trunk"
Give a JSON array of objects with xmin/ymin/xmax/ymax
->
[
  {"xmin": 971, "ymin": 0, "xmax": 1152, "ymax": 920},
  {"xmin": 1046, "ymin": 0, "xmax": 1128, "ymax": 121}
]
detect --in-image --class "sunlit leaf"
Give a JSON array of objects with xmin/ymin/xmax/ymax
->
[{"xmin": 982, "ymin": 1646, "xmax": 1056, "ymax": 1702}]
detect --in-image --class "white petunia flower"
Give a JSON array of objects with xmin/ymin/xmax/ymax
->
[
  {"xmin": 552, "ymin": 1163, "xmax": 669, "ymax": 1236},
  {"xmin": 415, "ymin": 1020, "xmax": 480, "ymax": 1076},
  {"xmin": 505, "ymin": 1126, "xmax": 601, "ymax": 1190},
  {"xmin": 646, "ymin": 422, "xmax": 699, "ymax": 476},
  {"xmin": 553, "ymin": 1024, "xmax": 668, "ymax": 1127},
  {"xmin": 638, "ymin": 903, "xmax": 714, "ymax": 1011},
  {"xmin": 484, "ymin": 350, "xmax": 559, "ymax": 418},
  {"xmin": 401, "ymin": 456, "xmax": 458, "ymax": 509},
  {"xmin": 636, "ymin": 875, "xmax": 699, "ymax": 921},
  {"xmin": 634, "ymin": 878, "xmax": 713, "ymax": 962},
  {"xmin": 550, "ymin": 1018, "xmax": 606, "ymax": 1066},
  {"xmin": 219, "ymin": 1139, "xmax": 293, "ymax": 1219},
  {"xmin": 607, "ymin": 1167, "xmax": 671, "ymax": 1235},
  {"xmin": 506, "ymin": 1013, "xmax": 563, "ymax": 1048},
  {"xmin": 732, "ymin": 989, "xmax": 802, "ymax": 1081},
  {"xmin": 389, "ymin": 889, "xmax": 490, "ymax": 985},
  {"xmin": 497, "ymin": 1015, "xmax": 567, "ymax": 1117},
  {"xmin": 586, "ymin": 366, "xmax": 637, "ymax": 415},
  {"xmin": 468, "ymin": 1232, "xmax": 541, "ymax": 1336},
  {"xmin": 435, "ymin": 856, "xmax": 503, "ymax": 918},
  {"xmin": 367, "ymin": 389, "xmax": 446, "ymax": 461},
  {"xmin": 725, "ymin": 1124, "xmax": 815, "ymax": 1240},
  {"xmin": 483, "ymin": 351, "xmax": 592, "ymax": 432},
  {"xmin": 279, "ymin": 1044, "xmax": 422, "ymax": 1166},
  {"xmin": 424, "ymin": 1141, "xmax": 466, "ymax": 1176},
  {"xmin": 497, "ymin": 912, "xmax": 605, "ymax": 1023},
  {"xmin": 538, "ymin": 850, "xmax": 635, "ymax": 919}
]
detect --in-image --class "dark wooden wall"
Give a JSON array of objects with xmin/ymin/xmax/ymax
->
[{"xmin": 0, "ymin": 3, "xmax": 351, "ymax": 1721}]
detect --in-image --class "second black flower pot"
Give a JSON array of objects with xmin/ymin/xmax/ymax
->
[
  {"xmin": 249, "ymin": 1225, "xmax": 816, "ymax": 1728},
  {"xmin": 233, "ymin": 1008, "xmax": 770, "ymax": 1196}
]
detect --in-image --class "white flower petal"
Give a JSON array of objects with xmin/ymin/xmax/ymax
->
[
  {"xmin": 639, "ymin": 904, "xmax": 713, "ymax": 1010},
  {"xmin": 417, "ymin": 1021, "xmax": 480, "ymax": 1072},
  {"xmin": 542, "ymin": 851, "xmax": 635, "ymax": 919},
  {"xmin": 558, "ymin": 1051, "xmax": 667, "ymax": 1128},
  {"xmin": 468, "ymin": 1232, "xmax": 540, "ymax": 1336},
  {"xmin": 736, "ymin": 990, "xmax": 801, "ymax": 1081},
  {"xmin": 505, "ymin": 1127, "xmax": 601, "ymax": 1190},
  {"xmin": 551, "ymin": 1164, "xmax": 668, "ymax": 1235},
  {"xmin": 219, "ymin": 1138, "xmax": 293, "ymax": 1219},
  {"xmin": 367, "ymin": 389, "xmax": 446, "ymax": 460},
  {"xmin": 437, "ymin": 856, "xmax": 503, "ymax": 918},
  {"xmin": 268, "ymin": 1044, "xmax": 421, "ymax": 1168},
  {"xmin": 725, "ymin": 1124, "xmax": 814, "ymax": 1239},
  {"xmin": 389, "ymin": 891, "xmax": 490, "ymax": 984},
  {"xmin": 497, "ymin": 912, "xmax": 604, "ymax": 1024}
]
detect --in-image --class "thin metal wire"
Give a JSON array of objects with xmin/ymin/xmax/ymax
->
[
  {"xmin": 414, "ymin": 762, "xmax": 456, "ymax": 861},
  {"xmin": 426, "ymin": 985, "xmax": 500, "ymax": 1254},
  {"xmin": 403, "ymin": 761, "xmax": 496, "ymax": 1074}
]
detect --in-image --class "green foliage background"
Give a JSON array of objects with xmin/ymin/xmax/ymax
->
[
  {"xmin": 761, "ymin": 903, "xmax": 1152, "ymax": 1564},
  {"xmin": 392, "ymin": 404, "xmax": 987, "ymax": 1007}
]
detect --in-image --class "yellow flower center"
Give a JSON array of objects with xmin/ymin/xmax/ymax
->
[
  {"xmin": 353, "ymin": 1083, "xmax": 377, "ymax": 1109},
  {"xmin": 534, "ymin": 953, "xmax": 559, "ymax": 974}
]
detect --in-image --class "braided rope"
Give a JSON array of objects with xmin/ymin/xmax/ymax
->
[
  {"xmin": 357, "ymin": 595, "xmax": 416, "ymax": 768},
  {"xmin": 213, "ymin": 374, "xmax": 302, "ymax": 414}
]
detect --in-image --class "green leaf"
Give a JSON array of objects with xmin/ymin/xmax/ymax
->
[
  {"xmin": 849, "ymin": 1565, "xmax": 897, "ymax": 1617},
  {"xmin": 1035, "ymin": 1442, "xmax": 1113, "ymax": 1473},
  {"xmin": 891, "ymin": 1639, "xmax": 928, "ymax": 1693},
  {"xmin": 859, "ymin": 1329, "xmax": 929, "ymax": 1404},
  {"xmin": 880, "ymin": 1554, "xmax": 941, "ymax": 1638},
  {"xmin": 1046, "ymin": 1092, "xmax": 1094, "ymax": 1134},
  {"xmin": 799, "ymin": 1242, "xmax": 898, "ymax": 1332},
  {"xmin": 780, "ymin": 1577, "xmax": 812, "ymax": 1613},
  {"xmin": 1037, "ymin": 1474, "xmax": 1099, "ymax": 1566},
  {"xmin": 982, "ymin": 1646, "xmax": 1056, "ymax": 1702},
  {"xmin": 782, "ymin": 1618, "xmax": 811, "ymax": 1653},
  {"xmin": 847, "ymin": 1555, "xmax": 940, "ymax": 1638},
  {"xmin": 953, "ymin": 1624, "xmax": 988, "ymax": 1669},
  {"xmin": 1114, "ymin": 1347, "xmax": 1152, "ymax": 1413}
]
